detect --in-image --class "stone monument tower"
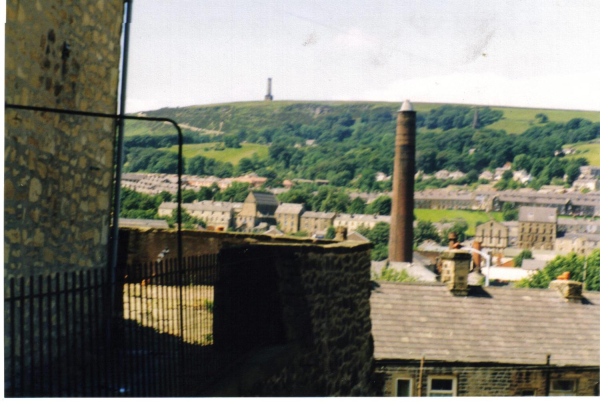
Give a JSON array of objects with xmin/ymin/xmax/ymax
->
[{"xmin": 264, "ymin": 78, "xmax": 273, "ymax": 101}]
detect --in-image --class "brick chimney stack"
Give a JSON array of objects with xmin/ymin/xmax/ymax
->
[
  {"xmin": 389, "ymin": 100, "xmax": 416, "ymax": 263},
  {"xmin": 264, "ymin": 78, "xmax": 273, "ymax": 101}
]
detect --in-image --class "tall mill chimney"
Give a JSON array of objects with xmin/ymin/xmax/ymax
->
[
  {"xmin": 389, "ymin": 100, "xmax": 416, "ymax": 263},
  {"xmin": 264, "ymin": 78, "xmax": 273, "ymax": 101}
]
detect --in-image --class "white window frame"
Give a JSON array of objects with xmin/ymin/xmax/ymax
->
[
  {"xmin": 427, "ymin": 375, "xmax": 457, "ymax": 397},
  {"xmin": 393, "ymin": 376, "xmax": 413, "ymax": 397}
]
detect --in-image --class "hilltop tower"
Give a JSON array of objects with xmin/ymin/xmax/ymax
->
[
  {"xmin": 389, "ymin": 100, "xmax": 416, "ymax": 263},
  {"xmin": 264, "ymin": 78, "xmax": 273, "ymax": 101}
]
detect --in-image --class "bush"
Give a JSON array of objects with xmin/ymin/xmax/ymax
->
[{"xmin": 373, "ymin": 267, "xmax": 417, "ymax": 282}]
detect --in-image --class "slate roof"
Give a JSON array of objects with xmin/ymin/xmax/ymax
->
[
  {"xmin": 275, "ymin": 203, "xmax": 304, "ymax": 215},
  {"xmin": 370, "ymin": 281, "xmax": 600, "ymax": 366},
  {"xmin": 249, "ymin": 192, "xmax": 279, "ymax": 206},
  {"xmin": 302, "ymin": 211, "xmax": 336, "ymax": 219},
  {"xmin": 518, "ymin": 207, "xmax": 558, "ymax": 223},
  {"xmin": 186, "ymin": 201, "xmax": 233, "ymax": 213}
]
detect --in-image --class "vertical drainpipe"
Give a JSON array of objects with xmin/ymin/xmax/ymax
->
[{"xmin": 106, "ymin": 0, "xmax": 132, "ymax": 352}]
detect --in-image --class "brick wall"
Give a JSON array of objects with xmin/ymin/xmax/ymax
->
[
  {"xmin": 377, "ymin": 362, "xmax": 599, "ymax": 397},
  {"xmin": 5, "ymin": 0, "xmax": 124, "ymax": 276}
]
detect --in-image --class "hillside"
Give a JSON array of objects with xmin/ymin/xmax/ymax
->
[
  {"xmin": 562, "ymin": 140, "xmax": 600, "ymax": 166},
  {"xmin": 125, "ymin": 101, "xmax": 600, "ymax": 138},
  {"xmin": 123, "ymin": 101, "xmax": 600, "ymax": 192}
]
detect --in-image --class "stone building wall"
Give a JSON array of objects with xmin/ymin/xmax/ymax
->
[
  {"xmin": 377, "ymin": 363, "xmax": 599, "ymax": 397},
  {"xmin": 517, "ymin": 222, "xmax": 557, "ymax": 250},
  {"xmin": 213, "ymin": 242, "xmax": 375, "ymax": 396},
  {"xmin": 5, "ymin": 0, "xmax": 124, "ymax": 276}
]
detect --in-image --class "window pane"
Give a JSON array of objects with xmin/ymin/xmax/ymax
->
[
  {"xmin": 431, "ymin": 379, "xmax": 453, "ymax": 391},
  {"xmin": 396, "ymin": 380, "xmax": 411, "ymax": 397},
  {"xmin": 552, "ymin": 380, "xmax": 574, "ymax": 391}
]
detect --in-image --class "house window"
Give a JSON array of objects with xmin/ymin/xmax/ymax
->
[
  {"xmin": 428, "ymin": 376, "xmax": 457, "ymax": 397},
  {"xmin": 520, "ymin": 389, "xmax": 536, "ymax": 396},
  {"xmin": 550, "ymin": 379, "xmax": 577, "ymax": 396},
  {"xmin": 394, "ymin": 377, "xmax": 412, "ymax": 397}
]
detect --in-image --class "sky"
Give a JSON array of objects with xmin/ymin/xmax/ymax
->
[{"xmin": 125, "ymin": 0, "xmax": 600, "ymax": 113}]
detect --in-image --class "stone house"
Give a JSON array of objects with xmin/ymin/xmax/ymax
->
[
  {"xmin": 275, "ymin": 203, "xmax": 304, "ymax": 233},
  {"xmin": 573, "ymin": 178, "xmax": 600, "ymax": 192},
  {"xmin": 555, "ymin": 233, "xmax": 600, "ymax": 255},
  {"xmin": 235, "ymin": 192, "xmax": 279, "ymax": 231},
  {"xmin": 186, "ymin": 201, "xmax": 235, "ymax": 231},
  {"xmin": 557, "ymin": 218, "xmax": 600, "ymax": 235},
  {"xmin": 371, "ymin": 255, "xmax": 600, "ymax": 397},
  {"xmin": 517, "ymin": 207, "xmax": 558, "ymax": 250},
  {"xmin": 334, "ymin": 213, "xmax": 391, "ymax": 232},
  {"xmin": 474, "ymin": 220, "xmax": 509, "ymax": 252},
  {"xmin": 300, "ymin": 211, "xmax": 336, "ymax": 234}
]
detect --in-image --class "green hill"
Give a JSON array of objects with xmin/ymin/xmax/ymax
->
[{"xmin": 125, "ymin": 101, "xmax": 600, "ymax": 138}]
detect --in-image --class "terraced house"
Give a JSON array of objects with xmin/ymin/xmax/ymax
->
[{"xmin": 371, "ymin": 251, "xmax": 600, "ymax": 397}]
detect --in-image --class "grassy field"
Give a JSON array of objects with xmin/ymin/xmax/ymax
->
[
  {"xmin": 486, "ymin": 107, "xmax": 600, "ymax": 134},
  {"xmin": 414, "ymin": 209, "xmax": 504, "ymax": 237},
  {"xmin": 162, "ymin": 142, "xmax": 269, "ymax": 165},
  {"xmin": 562, "ymin": 140, "xmax": 600, "ymax": 166}
]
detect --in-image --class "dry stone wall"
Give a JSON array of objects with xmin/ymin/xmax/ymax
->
[{"xmin": 5, "ymin": 0, "xmax": 124, "ymax": 276}]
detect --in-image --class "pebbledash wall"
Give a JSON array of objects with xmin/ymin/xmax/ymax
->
[
  {"xmin": 5, "ymin": 0, "xmax": 124, "ymax": 276},
  {"xmin": 377, "ymin": 363, "xmax": 599, "ymax": 397}
]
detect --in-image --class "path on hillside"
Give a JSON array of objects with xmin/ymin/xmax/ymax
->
[{"xmin": 136, "ymin": 112, "xmax": 224, "ymax": 135}]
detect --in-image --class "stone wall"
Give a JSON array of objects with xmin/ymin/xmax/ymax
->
[
  {"xmin": 377, "ymin": 362, "xmax": 599, "ymax": 397},
  {"xmin": 119, "ymin": 228, "xmax": 375, "ymax": 396},
  {"xmin": 117, "ymin": 227, "xmax": 338, "ymax": 265},
  {"xmin": 213, "ymin": 242, "xmax": 375, "ymax": 396},
  {"xmin": 5, "ymin": 0, "xmax": 124, "ymax": 276}
]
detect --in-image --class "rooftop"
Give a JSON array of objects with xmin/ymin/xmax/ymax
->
[
  {"xmin": 518, "ymin": 207, "xmax": 558, "ymax": 223},
  {"xmin": 371, "ymin": 281, "xmax": 600, "ymax": 366}
]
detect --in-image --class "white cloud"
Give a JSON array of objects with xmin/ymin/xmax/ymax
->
[{"xmin": 332, "ymin": 28, "xmax": 378, "ymax": 50}]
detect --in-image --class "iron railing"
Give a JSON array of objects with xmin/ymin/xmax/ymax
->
[{"xmin": 4, "ymin": 254, "xmax": 233, "ymax": 397}]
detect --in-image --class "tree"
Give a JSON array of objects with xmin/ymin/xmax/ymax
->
[
  {"xmin": 441, "ymin": 220, "xmax": 468, "ymax": 246},
  {"xmin": 365, "ymin": 196, "xmax": 392, "ymax": 215},
  {"xmin": 414, "ymin": 220, "xmax": 441, "ymax": 246},
  {"xmin": 237, "ymin": 157, "xmax": 254, "ymax": 175},
  {"xmin": 535, "ymin": 113, "xmax": 548, "ymax": 124},
  {"xmin": 187, "ymin": 155, "xmax": 207, "ymax": 176},
  {"xmin": 196, "ymin": 186, "xmax": 215, "ymax": 201},
  {"xmin": 502, "ymin": 202, "xmax": 518, "ymax": 221},
  {"xmin": 165, "ymin": 209, "xmax": 206, "ymax": 230},
  {"xmin": 182, "ymin": 189, "xmax": 197, "ymax": 203},
  {"xmin": 357, "ymin": 222, "xmax": 391, "ymax": 260},
  {"xmin": 373, "ymin": 267, "xmax": 417, "ymax": 282},
  {"xmin": 223, "ymin": 135, "xmax": 241, "ymax": 148},
  {"xmin": 501, "ymin": 169, "xmax": 513, "ymax": 181},
  {"xmin": 513, "ymin": 249, "xmax": 533, "ymax": 267},
  {"xmin": 325, "ymin": 226, "xmax": 336, "ymax": 240},
  {"xmin": 348, "ymin": 197, "xmax": 366, "ymax": 214},
  {"xmin": 517, "ymin": 250, "xmax": 600, "ymax": 291}
]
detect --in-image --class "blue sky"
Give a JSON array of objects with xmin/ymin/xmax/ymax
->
[{"xmin": 126, "ymin": 0, "xmax": 600, "ymax": 112}]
